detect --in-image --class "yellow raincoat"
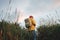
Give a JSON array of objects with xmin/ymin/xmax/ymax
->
[{"xmin": 28, "ymin": 18, "xmax": 36, "ymax": 31}]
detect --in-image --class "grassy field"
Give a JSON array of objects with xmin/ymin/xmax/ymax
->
[{"xmin": 0, "ymin": 20, "xmax": 60, "ymax": 40}]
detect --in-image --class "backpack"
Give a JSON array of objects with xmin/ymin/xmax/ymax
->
[{"xmin": 24, "ymin": 18, "xmax": 31, "ymax": 28}]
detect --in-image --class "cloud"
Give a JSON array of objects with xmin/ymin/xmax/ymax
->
[
  {"xmin": 16, "ymin": 0, "xmax": 60, "ymax": 23},
  {"xmin": 24, "ymin": 0, "xmax": 60, "ymax": 13},
  {"xmin": 0, "ymin": 0, "xmax": 60, "ymax": 23}
]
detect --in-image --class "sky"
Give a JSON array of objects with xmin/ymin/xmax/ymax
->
[{"xmin": 0, "ymin": 0, "xmax": 60, "ymax": 27}]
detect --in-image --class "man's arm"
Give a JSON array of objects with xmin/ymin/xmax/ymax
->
[{"xmin": 32, "ymin": 19, "xmax": 36, "ymax": 26}]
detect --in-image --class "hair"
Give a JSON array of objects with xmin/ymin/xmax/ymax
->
[{"xmin": 29, "ymin": 16, "xmax": 33, "ymax": 18}]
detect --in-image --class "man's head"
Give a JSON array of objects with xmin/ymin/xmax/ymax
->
[{"xmin": 29, "ymin": 16, "xmax": 33, "ymax": 18}]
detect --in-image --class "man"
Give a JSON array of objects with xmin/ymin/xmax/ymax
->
[{"xmin": 28, "ymin": 16, "xmax": 36, "ymax": 40}]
